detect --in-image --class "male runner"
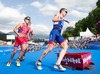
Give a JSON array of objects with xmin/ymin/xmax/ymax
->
[
  {"xmin": 6, "ymin": 16, "xmax": 32, "ymax": 66},
  {"xmin": 36, "ymin": 8, "xmax": 69, "ymax": 71}
]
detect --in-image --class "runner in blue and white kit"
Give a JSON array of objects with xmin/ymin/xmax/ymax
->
[{"xmin": 36, "ymin": 8, "xmax": 69, "ymax": 71}]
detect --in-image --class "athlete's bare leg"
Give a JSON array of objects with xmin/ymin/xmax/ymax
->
[
  {"xmin": 6, "ymin": 47, "xmax": 18, "ymax": 66},
  {"xmin": 20, "ymin": 48, "xmax": 28, "ymax": 61},
  {"xmin": 16, "ymin": 44, "xmax": 28, "ymax": 66},
  {"xmin": 54, "ymin": 41, "xmax": 68, "ymax": 71},
  {"xmin": 36, "ymin": 44, "xmax": 54, "ymax": 70},
  {"xmin": 56, "ymin": 41, "xmax": 68, "ymax": 64},
  {"xmin": 38, "ymin": 44, "xmax": 54, "ymax": 61}
]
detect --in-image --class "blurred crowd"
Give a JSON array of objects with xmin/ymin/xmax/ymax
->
[
  {"xmin": 1, "ymin": 35, "xmax": 100, "ymax": 50},
  {"xmin": 68, "ymin": 35, "xmax": 100, "ymax": 49},
  {"xmin": 54, "ymin": 35, "xmax": 100, "ymax": 49},
  {"xmin": 28, "ymin": 43, "xmax": 43, "ymax": 51},
  {"xmin": 0, "ymin": 40, "xmax": 7, "ymax": 45}
]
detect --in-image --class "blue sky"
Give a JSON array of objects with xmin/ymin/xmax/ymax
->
[{"xmin": 0, "ymin": 0, "xmax": 97, "ymax": 34}]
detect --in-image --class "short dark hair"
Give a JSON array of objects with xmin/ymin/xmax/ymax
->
[
  {"xmin": 24, "ymin": 16, "xmax": 31, "ymax": 21},
  {"xmin": 59, "ymin": 8, "xmax": 67, "ymax": 13}
]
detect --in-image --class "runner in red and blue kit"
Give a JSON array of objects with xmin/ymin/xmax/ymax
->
[
  {"xmin": 6, "ymin": 16, "xmax": 32, "ymax": 67},
  {"xmin": 19, "ymin": 22, "xmax": 34, "ymax": 61},
  {"xmin": 14, "ymin": 23, "xmax": 29, "ymax": 48},
  {"xmin": 36, "ymin": 8, "xmax": 69, "ymax": 71}
]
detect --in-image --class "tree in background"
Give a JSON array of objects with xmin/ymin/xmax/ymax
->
[
  {"xmin": 62, "ymin": 26, "xmax": 75, "ymax": 39},
  {"xmin": 62, "ymin": 0, "xmax": 100, "ymax": 38},
  {"xmin": 96, "ymin": 0, "xmax": 100, "ymax": 8}
]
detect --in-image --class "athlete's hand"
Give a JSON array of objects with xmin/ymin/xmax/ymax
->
[
  {"xmin": 64, "ymin": 19, "xmax": 70, "ymax": 24},
  {"xmin": 61, "ymin": 18, "xmax": 69, "ymax": 24},
  {"xmin": 18, "ymin": 33, "xmax": 24, "ymax": 37},
  {"xmin": 61, "ymin": 17, "xmax": 65, "ymax": 21}
]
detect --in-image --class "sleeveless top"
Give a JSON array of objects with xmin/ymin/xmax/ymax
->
[
  {"xmin": 18, "ymin": 23, "xmax": 30, "ymax": 37},
  {"xmin": 53, "ymin": 17, "xmax": 64, "ymax": 31}
]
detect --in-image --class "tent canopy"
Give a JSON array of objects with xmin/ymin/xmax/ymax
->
[{"xmin": 80, "ymin": 28, "xmax": 94, "ymax": 37}]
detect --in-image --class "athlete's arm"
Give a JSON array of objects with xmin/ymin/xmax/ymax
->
[
  {"xmin": 13, "ymin": 23, "xmax": 23, "ymax": 37},
  {"xmin": 30, "ymin": 30, "xmax": 34, "ymax": 38},
  {"xmin": 52, "ymin": 14, "xmax": 62, "ymax": 22},
  {"xmin": 52, "ymin": 14, "xmax": 69, "ymax": 23},
  {"xmin": 29, "ymin": 28, "xmax": 34, "ymax": 38},
  {"xmin": 27, "ymin": 27, "xmax": 34, "ymax": 40},
  {"xmin": 63, "ymin": 19, "xmax": 70, "ymax": 23}
]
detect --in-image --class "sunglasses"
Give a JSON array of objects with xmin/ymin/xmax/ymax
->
[
  {"xmin": 65, "ymin": 11, "xmax": 67, "ymax": 13},
  {"xmin": 26, "ymin": 19, "xmax": 30, "ymax": 21}
]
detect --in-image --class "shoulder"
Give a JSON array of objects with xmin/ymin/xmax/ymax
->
[
  {"xmin": 18, "ymin": 22, "xmax": 23, "ymax": 25},
  {"xmin": 54, "ymin": 13, "xmax": 60, "ymax": 17},
  {"xmin": 17, "ymin": 22, "xmax": 24, "ymax": 28},
  {"xmin": 54, "ymin": 13, "xmax": 60, "ymax": 18}
]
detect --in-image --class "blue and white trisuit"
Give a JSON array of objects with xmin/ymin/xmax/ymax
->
[{"xmin": 48, "ymin": 17, "xmax": 66, "ymax": 45}]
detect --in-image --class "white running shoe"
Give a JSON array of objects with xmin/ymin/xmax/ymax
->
[
  {"xmin": 54, "ymin": 64, "xmax": 66, "ymax": 71},
  {"xmin": 6, "ymin": 62, "xmax": 11, "ymax": 67},
  {"xmin": 36, "ymin": 61, "xmax": 43, "ymax": 70}
]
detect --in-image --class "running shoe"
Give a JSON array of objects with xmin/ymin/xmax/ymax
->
[
  {"xmin": 36, "ymin": 61, "xmax": 43, "ymax": 70},
  {"xmin": 54, "ymin": 64, "xmax": 66, "ymax": 71},
  {"xmin": 6, "ymin": 62, "xmax": 11, "ymax": 66},
  {"xmin": 16, "ymin": 60, "xmax": 20, "ymax": 67}
]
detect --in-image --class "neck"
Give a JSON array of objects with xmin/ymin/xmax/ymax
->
[
  {"xmin": 60, "ymin": 13, "xmax": 64, "ymax": 17},
  {"xmin": 24, "ymin": 22, "xmax": 28, "ymax": 26}
]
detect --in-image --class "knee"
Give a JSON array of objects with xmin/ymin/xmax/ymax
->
[
  {"xmin": 13, "ymin": 49, "xmax": 17, "ymax": 53},
  {"xmin": 48, "ymin": 48, "xmax": 52, "ymax": 52},
  {"xmin": 62, "ymin": 42, "xmax": 68, "ymax": 50},
  {"xmin": 65, "ymin": 44, "xmax": 69, "ymax": 49},
  {"xmin": 13, "ymin": 51, "xmax": 16, "ymax": 54},
  {"xmin": 47, "ymin": 44, "xmax": 53, "ymax": 52},
  {"xmin": 21, "ymin": 50, "xmax": 25, "ymax": 52},
  {"xmin": 22, "ymin": 44, "xmax": 28, "ymax": 50}
]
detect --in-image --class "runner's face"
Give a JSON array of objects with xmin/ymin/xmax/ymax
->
[
  {"xmin": 25, "ymin": 19, "xmax": 30, "ymax": 24},
  {"xmin": 62, "ymin": 10, "xmax": 67, "ymax": 17}
]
